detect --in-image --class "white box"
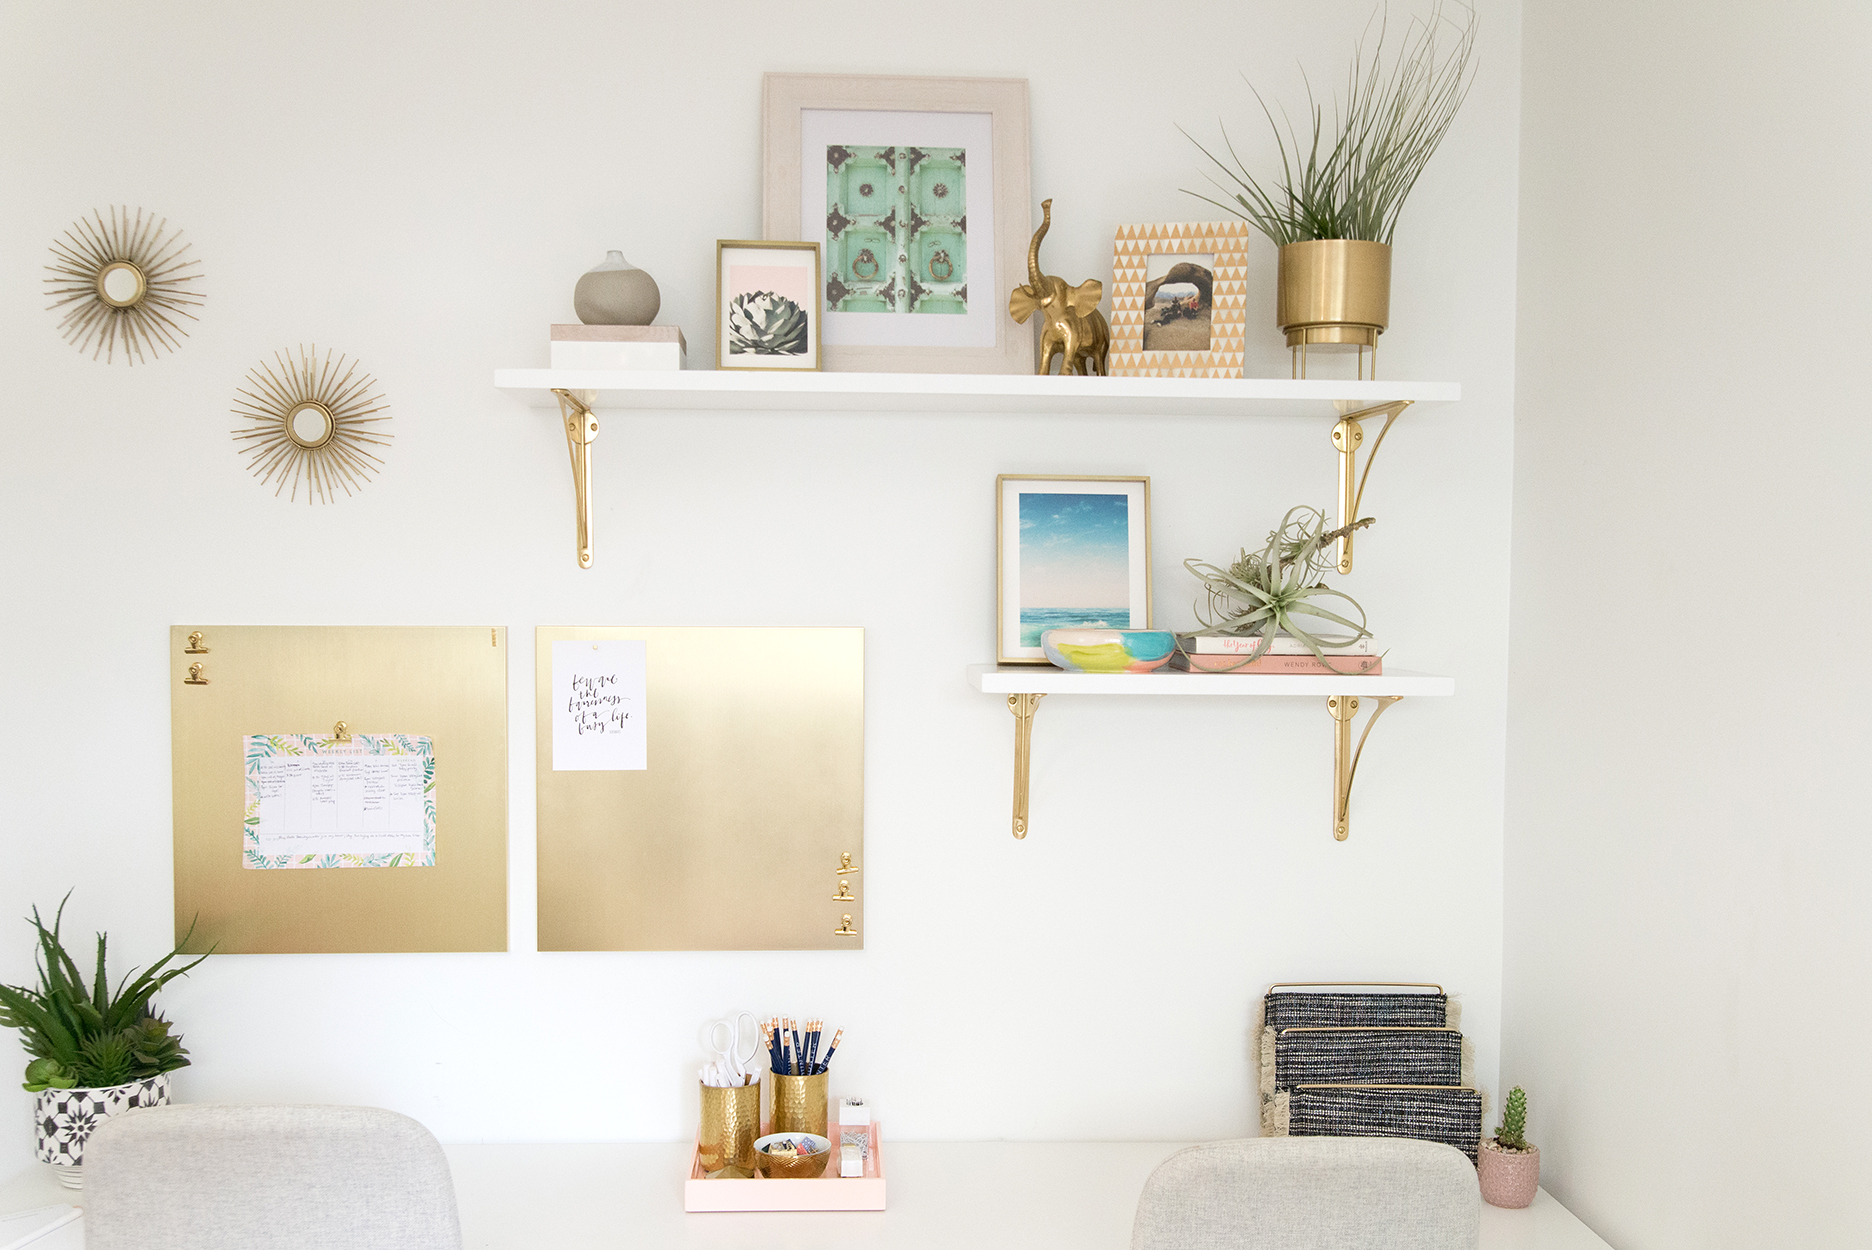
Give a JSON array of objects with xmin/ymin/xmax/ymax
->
[{"xmin": 549, "ymin": 324, "xmax": 686, "ymax": 371}]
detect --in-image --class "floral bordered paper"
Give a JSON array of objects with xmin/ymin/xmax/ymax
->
[{"xmin": 242, "ymin": 733, "xmax": 436, "ymax": 869}]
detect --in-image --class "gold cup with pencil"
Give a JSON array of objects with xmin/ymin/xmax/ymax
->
[
  {"xmin": 765, "ymin": 1016, "xmax": 841, "ymax": 1138},
  {"xmin": 698, "ymin": 1012, "xmax": 761, "ymax": 1173}
]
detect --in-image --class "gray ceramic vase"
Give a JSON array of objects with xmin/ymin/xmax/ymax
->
[{"xmin": 574, "ymin": 250, "xmax": 660, "ymax": 326}]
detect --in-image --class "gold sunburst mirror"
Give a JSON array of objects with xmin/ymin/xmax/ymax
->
[
  {"xmin": 231, "ymin": 346, "xmax": 392, "ymax": 503},
  {"xmin": 44, "ymin": 206, "xmax": 204, "ymax": 363}
]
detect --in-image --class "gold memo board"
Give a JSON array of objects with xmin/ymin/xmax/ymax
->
[
  {"xmin": 170, "ymin": 626, "xmax": 508, "ymax": 953},
  {"xmin": 535, "ymin": 627, "xmax": 863, "ymax": 951}
]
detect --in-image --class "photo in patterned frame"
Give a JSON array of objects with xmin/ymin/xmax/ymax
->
[{"xmin": 1107, "ymin": 222, "xmax": 1252, "ymax": 378}]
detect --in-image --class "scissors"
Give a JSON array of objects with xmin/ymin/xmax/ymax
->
[{"xmin": 704, "ymin": 1011, "xmax": 760, "ymax": 1087}]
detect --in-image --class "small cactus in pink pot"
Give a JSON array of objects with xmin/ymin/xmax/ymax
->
[{"xmin": 1478, "ymin": 1086, "xmax": 1540, "ymax": 1208}]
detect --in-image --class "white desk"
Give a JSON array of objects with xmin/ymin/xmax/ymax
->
[{"xmin": 1, "ymin": 1142, "xmax": 1611, "ymax": 1249}]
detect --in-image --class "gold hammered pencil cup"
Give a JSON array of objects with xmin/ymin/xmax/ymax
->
[
  {"xmin": 698, "ymin": 1080, "xmax": 760, "ymax": 1171},
  {"xmin": 768, "ymin": 1071, "xmax": 829, "ymax": 1137}
]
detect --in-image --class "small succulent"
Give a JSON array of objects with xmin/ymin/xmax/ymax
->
[
  {"xmin": 0, "ymin": 894, "xmax": 210, "ymax": 1091},
  {"xmin": 1494, "ymin": 1085, "xmax": 1530, "ymax": 1150},
  {"xmin": 1181, "ymin": 505, "xmax": 1374, "ymax": 669},
  {"xmin": 727, "ymin": 292, "xmax": 809, "ymax": 356}
]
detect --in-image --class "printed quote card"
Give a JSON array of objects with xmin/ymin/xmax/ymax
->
[
  {"xmin": 552, "ymin": 639, "xmax": 647, "ymax": 771},
  {"xmin": 243, "ymin": 733, "xmax": 436, "ymax": 869}
]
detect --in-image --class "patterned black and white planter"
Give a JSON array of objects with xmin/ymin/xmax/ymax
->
[{"xmin": 33, "ymin": 1072, "xmax": 170, "ymax": 1188}]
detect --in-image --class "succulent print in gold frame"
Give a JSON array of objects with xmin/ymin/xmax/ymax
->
[
  {"xmin": 231, "ymin": 346, "xmax": 391, "ymax": 504},
  {"xmin": 43, "ymin": 206, "xmax": 205, "ymax": 364}
]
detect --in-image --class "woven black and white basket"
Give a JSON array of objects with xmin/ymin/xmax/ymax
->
[
  {"xmin": 1279, "ymin": 1085, "xmax": 1485, "ymax": 1161},
  {"xmin": 1256, "ymin": 984, "xmax": 1480, "ymax": 1154},
  {"xmin": 1273, "ymin": 1027, "xmax": 1466, "ymax": 1088}
]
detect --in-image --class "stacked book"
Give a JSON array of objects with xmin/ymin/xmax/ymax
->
[
  {"xmin": 1172, "ymin": 633, "xmax": 1382, "ymax": 675},
  {"xmin": 1257, "ymin": 982, "xmax": 1482, "ymax": 1160}
]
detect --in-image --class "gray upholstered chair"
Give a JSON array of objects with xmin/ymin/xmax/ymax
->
[
  {"xmin": 82, "ymin": 1104, "xmax": 463, "ymax": 1250},
  {"xmin": 1131, "ymin": 1137, "xmax": 1480, "ymax": 1250}
]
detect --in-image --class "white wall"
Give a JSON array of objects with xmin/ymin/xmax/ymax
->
[
  {"xmin": 0, "ymin": 0, "xmax": 1521, "ymax": 1157},
  {"xmin": 1508, "ymin": 2, "xmax": 1872, "ymax": 1246}
]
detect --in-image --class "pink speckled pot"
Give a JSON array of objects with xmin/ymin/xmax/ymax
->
[{"xmin": 1478, "ymin": 1140, "xmax": 1540, "ymax": 1208}]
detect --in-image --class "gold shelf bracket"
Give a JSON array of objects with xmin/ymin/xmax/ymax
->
[
  {"xmin": 1328, "ymin": 692, "xmax": 1402, "ymax": 841},
  {"xmin": 1007, "ymin": 692, "xmax": 1045, "ymax": 839},
  {"xmin": 551, "ymin": 388, "xmax": 600, "ymax": 569},
  {"xmin": 1330, "ymin": 399, "xmax": 1411, "ymax": 574}
]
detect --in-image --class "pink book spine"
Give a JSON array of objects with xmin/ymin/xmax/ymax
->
[{"xmin": 1171, "ymin": 652, "xmax": 1383, "ymax": 675}]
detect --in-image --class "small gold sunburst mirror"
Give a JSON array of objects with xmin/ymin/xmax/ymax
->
[
  {"xmin": 231, "ymin": 346, "xmax": 391, "ymax": 504},
  {"xmin": 44, "ymin": 207, "xmax": 204, "ymax": 363}
]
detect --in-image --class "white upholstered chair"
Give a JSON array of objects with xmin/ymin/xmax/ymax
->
[
  {"xmin": 1131, "ymin": 1137, "xmax": 1480, "ymax": 1250},
  {"xmin": 82, "ymin": 1104, "xmax": 463, "ymax": 1250}
]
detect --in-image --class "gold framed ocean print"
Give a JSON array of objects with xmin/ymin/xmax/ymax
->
[
  {"xmin": 995, "ymin": 475, "xmax": 1153, "ymax": 665},
  {"xmin": 1107, "ymin": 222, "xmax": 1251, "ymax": 378}
]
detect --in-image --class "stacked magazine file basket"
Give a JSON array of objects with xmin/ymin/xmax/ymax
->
[{"xmin": 1258, "ymin": 982, "xmax": 1483, "ymax": 1161}]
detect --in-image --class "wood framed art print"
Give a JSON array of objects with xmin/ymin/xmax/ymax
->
[
  {"xmin": 1107, "ymin": 221, "xmax": 1251, "ymax": 378},
  {"xmin": 716, "ymin": 240, "xmax": 821, "ymax": 371},
  {"xmin": 762, "ymin": 73, "xmax": 1034, "ymax": 374},
  {"xmin": 996, "ymin": 475, "xmax": 1152, "ymax": 665}
]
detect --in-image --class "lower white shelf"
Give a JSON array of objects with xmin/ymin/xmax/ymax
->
[
  {"xmin": 967, "ymin": 663, "xmax": 1455, "ymax": 841},
  {"xmin": 966, "ymin": 663, "xmax": 1455, "ymax": 698}
]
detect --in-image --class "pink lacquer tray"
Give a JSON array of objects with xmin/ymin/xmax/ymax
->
[{"xmin": 683, "ymin": 1121, "xmax": 886, "ymax": 1212}]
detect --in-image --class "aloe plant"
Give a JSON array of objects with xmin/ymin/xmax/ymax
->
[
  {"xmin": 1182, "ymin": 505, "xmax": 1374, "ymax": 670},
  {"xmin": 727, "ymin": 292, "xmax": 809, "ymax": 356},
  {"xmin": 0, "ymin": 894, "xmax": 210, "ymax": 1092},
  {"xmin": 1494, "ymin": 1085, "xmax": 1530, "ymax": 1150},
  {"xmin": 1183, "ymin": 2, "xmax": 1477, "ymax": 245}
]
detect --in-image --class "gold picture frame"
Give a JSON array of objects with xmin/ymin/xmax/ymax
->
[
  {"xmin": 715, "ymin": 239, "xmax": 822, "ymax": 371},
  {"xmin": 1107, "ymin": 221, "xmax": 1252, "ymax": 378},
  {"xmin": 761, "ymin": 72, "xmax": 1034, "ymax": 374},
  {"xmin": 995, "ymin": 475, "xmax": 1153, "ymax": 665}
]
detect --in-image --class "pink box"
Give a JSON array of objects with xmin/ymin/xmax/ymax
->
[{"xmin": 683, "ymin": 1121, "xmax": 886, "ymax": 1212}]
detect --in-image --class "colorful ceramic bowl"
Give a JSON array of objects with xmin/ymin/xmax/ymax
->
[{"xmin": 1040, "ymin": 628, "xmax": 1177, "ymax": 673}]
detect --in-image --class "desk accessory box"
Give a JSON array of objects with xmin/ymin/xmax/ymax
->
[
  {"xmin": 684, "ymin": 1121, "xmax": 885, "ymax": 1212},
  {"xmin": 1258, "ymin": 982, "xmax": 1483, "ymax": 1160},
  {"xmin": 550, "ymin": 324, "xmax": 686, "ymax": 370}
]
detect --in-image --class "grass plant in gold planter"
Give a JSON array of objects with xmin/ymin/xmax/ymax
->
[{"xmin": 1184, "ymin": 2, "xmax": 1476, "ymax": 370}]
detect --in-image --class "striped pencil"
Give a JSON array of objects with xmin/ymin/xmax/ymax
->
[{"xmin": 819, "ymin": 1027, "xmax": 843, "ymax": 1072}]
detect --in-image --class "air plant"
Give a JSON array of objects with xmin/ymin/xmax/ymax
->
[
  {"xmin": 1182, "ymin": 505, "xmax": 1374, "ymax": 671},
  {"xmin": 0, "ymin": 894, "xmax": 210, "ymax": 1092},
  {"xmin": 1183, "ymin": 2, "xmax": 1477, "ymax": 245}
]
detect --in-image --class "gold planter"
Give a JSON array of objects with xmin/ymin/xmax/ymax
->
[
  {"xmin": 1277, "ymin": 240, "xmax": 1392, "ymax": 376},
  {"xmin": 698, "ymin": 1080, "xmax": 760, "ymax": 1171},
  {"xmin": 768, "ymin": 1071, "xmax": 828, "ymax": 1138}
]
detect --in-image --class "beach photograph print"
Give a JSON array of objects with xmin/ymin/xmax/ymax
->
[
  {"xmin": 716, "ymin": 241, "xmax": 820, "ymax": 370},
  {"xmin": 998, "ymin": 475, "xmax": 1152, "ymax": 662},
  {"xmin": 1142, "ymin": 252, "xmax": 1214, "ymax": 352}
]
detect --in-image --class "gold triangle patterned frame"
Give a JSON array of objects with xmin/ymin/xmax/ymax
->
[{"xmin": 1108, "ymin": 221, "xmax": 1252, "ymax": 379}]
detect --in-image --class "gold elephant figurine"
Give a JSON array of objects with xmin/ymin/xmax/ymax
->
[{"xmin": 1009, "ymin": 199, "xmax": 1110, "ymax": 376}]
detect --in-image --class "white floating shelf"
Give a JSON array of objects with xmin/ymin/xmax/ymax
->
[
  {"xmin": 967, "ymin": 663, "xmax": 1455, "ymax": 698},
  {"xmin": 494, "ymin": 369, "xmax": 1460, "ymax": 416}
]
